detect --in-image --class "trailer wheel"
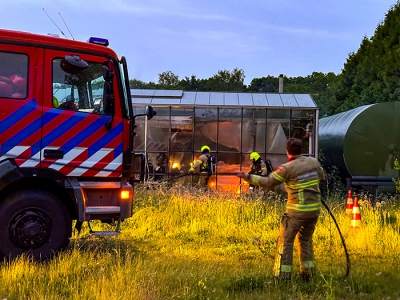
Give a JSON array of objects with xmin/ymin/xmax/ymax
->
[{"xmin": 0, "ymin": 189, "xmax": 72, "ymax": 261}]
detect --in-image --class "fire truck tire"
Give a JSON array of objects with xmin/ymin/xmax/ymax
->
[{"xmin": 0, "ymin": 189, "xmax": 72, "ymax": 261}]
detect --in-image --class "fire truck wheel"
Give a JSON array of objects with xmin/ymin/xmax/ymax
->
[{"xmin": 0, "ymin": 189, "xmax": 72, "ymax": 261}]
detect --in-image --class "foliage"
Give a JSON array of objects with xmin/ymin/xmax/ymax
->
[
  {"xmin": 330, "ymin": 1, "xmax": 400, "ymax": 115},
  {"xmin": 318, "ymin": 149, "xmax": 347, "ymax": 196},
  {"xmin": 131, "ymin": 68, "xmax": 247, "ymax": 92},
  {"xmin": 247, "ymin": 75, "xmax": 278, "ymax": 92},
  {"xmin": 179, "ymin": 75, "xmax": 208, "ymax": 91},
  {"xmin": 393, "ymin": 158, "xmax": 400, "ymax": 192},
  {"xmin": 1, "ymin": 187, "xmax": 400, "ymax": 299},
  {"xmin": 158, "ymin": 70, "xmax": 180, "ymax": 89},
  {"xmin": 129, "ymin": 78, "xmax": 157, "ymax": 89},
  {"xmin": 205, "ymin": 68, "xmax": 246, "ymax": 91}
]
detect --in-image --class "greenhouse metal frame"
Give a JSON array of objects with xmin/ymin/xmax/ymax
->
[{"xmin": 131, "ymin": 89, "xmax": 319, "ymax": 192}]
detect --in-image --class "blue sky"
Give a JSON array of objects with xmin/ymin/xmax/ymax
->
[{"xmin": 1, "ymin": 0, "xmax": 397, "ymax": 84}]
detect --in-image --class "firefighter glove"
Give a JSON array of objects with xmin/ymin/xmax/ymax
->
[{"xmin": 189, "ymin": 167, "xmax": 195, "ymax": 173}]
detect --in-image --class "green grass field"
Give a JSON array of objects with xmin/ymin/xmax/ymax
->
[{"xmin": 1, "ymin": 186, "xmax": 400, "ymax": 300}]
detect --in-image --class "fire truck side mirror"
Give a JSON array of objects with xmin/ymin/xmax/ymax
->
[
  {"xmin": 60, "ymin": 55, "xmax": 89, "ymax": 75},
  {"xmin": 146, "ymin": 105, "xmax": 156, "ymax": 120},
  {"xmin": 102, "ymin": 66, "xmax": 115, "ymax": 130},
  {"xmin": 102, "ymin": 65, "xmax": 114, "ymax": 81}
]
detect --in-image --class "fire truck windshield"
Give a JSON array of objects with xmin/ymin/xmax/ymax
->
[{"xmin": 52, "ymin": 58, "xmax": 108, "ymax": 114}]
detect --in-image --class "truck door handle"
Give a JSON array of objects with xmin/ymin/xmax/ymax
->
[{"xmin": 44, "ymin": 149, "xmax": 64, "ymax": 159}]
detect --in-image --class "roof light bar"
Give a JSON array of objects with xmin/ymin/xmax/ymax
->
[{"xmin": 87, "ymin": 37, "xmax": 109, "ymax": 47}]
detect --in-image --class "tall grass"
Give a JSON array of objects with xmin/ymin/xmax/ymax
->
[{"xmin": 1, "ymin": 186, "xmax": 400, "ymax": 299}]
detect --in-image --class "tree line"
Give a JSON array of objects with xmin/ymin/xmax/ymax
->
[{"xmin": 130, "ymin": 1, "xmax": 400, "ymax": 118}]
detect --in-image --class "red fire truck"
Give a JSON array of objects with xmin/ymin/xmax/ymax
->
[{"xmin": 0, "ymin": 29, "xmax": 155, "ymax": 261}]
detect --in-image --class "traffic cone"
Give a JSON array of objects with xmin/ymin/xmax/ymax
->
[
  {"xmin": 351, "ymin": 197, "xmax": 361, "ymax": 229},
  {"xmin": 345, "ymin": 190, "xmax": 353, "ymax": 214}
]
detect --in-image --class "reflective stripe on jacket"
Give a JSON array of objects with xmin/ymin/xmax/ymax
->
[
  {"xmin": 192, "ymin": 154, "xmax": 209, "ymax": 174},
  {"xmin": 247, "ymin": 155, "xmax": 326, "ymax": 217}
]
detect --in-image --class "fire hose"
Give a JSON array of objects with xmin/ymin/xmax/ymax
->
[{"xmin": 321, "ymin": 198, "xmax": 351, "ymax": 279}]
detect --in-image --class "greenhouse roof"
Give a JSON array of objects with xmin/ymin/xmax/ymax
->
[{"xmin": 131, "ymin": 89, "xmax": 317, "ymax": 108}]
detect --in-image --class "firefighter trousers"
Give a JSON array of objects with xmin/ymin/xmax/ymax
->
[
  {"xmin": 273, "ymin": 213, "xmax": 319, "ymax": 279},
  {"xmin": 192, "ymin": 173, "xmax": 210, "ymax": 189}
]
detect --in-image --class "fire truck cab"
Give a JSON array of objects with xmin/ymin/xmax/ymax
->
[{"xmin": 0, "ymin": 29, "xmax": 154, "ymax": 261}]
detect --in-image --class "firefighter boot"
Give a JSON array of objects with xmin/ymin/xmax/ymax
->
[
  {"xmin": 275, "ymin": 272, "xmax": 292, "ymax": 282},
  {"xmin": 299, "ymin": 268, "xmax": 315, "ymax": 282},
  {"xmin": 274, "ymin": 259, "xmax": 292, "ymax": 282}
]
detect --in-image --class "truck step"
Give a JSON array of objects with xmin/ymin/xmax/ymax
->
[
  {"xmin": 86, "ymin": 206, "xmax": 121, "ymax": 214},
  {"xmin": 87, "ymin": 219, "xmax": 121, "ymax": 237},
  {"xmin": 90, "ymin": 231, "xmax": 120, "ymax": 237}
]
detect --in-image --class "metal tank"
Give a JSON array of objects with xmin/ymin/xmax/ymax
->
[{"xmin": 318, "ymin": 102, "xmax": 400, "ymax": 181}]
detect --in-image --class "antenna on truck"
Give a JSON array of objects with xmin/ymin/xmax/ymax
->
[
  {"xmin": 42, "ymin": 8, "xmax": 67, "ymax": 38},
  {"xmin": 42, "ymin": 8, "xmax": 74, "ymax": 40},
  {"xmin": 59, "ymin": 12, "xmax": 75, "ymax": 40}
]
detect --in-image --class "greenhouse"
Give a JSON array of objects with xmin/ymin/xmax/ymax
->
[{"xmin": 131, "ymin": 89, "xmax": 319, "ymax": 192}]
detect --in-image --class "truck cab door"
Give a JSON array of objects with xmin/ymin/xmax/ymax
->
[
  {"xmin": 42, "ymin": 50, "xmax": 124, "ymax": 177},
  {"xmin": 0, "ymin": 45, "xmax": 43, "ymax": 167}
]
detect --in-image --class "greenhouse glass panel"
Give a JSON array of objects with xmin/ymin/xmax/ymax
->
[
  {"xmin": 238, "ymin": 93, "xmax": 253, "ymax": 106},
  {"xmin": 168, "ymin": 152, "xmax": 194, "ymax": 187},
  {"xmin": 132, "ymin": 106, "xmax": 149, "ymax": 152},
  {"xmin": 266, "ymin": 154, "xmax": 286, "ymax": 174},
  {"xmin": 214, "ymin": 153, "xmax": 242, "ymax": 193},
  {"xmin": 181, "ymin": 91, "xmax": 196, "ymax": 105},
  {"xmin": 146, "ymin": 151, "xmax": 168, "ymax": 181},
  {"xmin": 195, "ymin": 93, "xmax": 210, "ymax": 105},
  {"xmin": 241, "ymin": 154, "xmax": 255, "ymax": 174},
  {"xmin": 243, "ymin": 108, "xmax": 267, "ymax": 154},
  {"xmin": 266, "ymin": 109, "xmax": 290, "ymax": 154},
  {"xmin": 194, "ymin": 108, "xmax": 217, "ymax": 152},
  {"xmin": 219, "ymin": 108, "xmax": 241, "ymax": 153},
  {"xmin": 266, "ymin": 94, "xmax": 284, "ymax": 106},
  {"xmin": 170, "ymin": 108, "xmax": 193, "ymax": 151},
  {"xmin": 291, "ymin": 110, "xmax": 315, "ymax": 155},
  {"xmin": 281, "ymin": 94, "xmax": 297, "ymax": 107},
  {"xmin": 169, "ymin": 151, "xmax": 193, "ymax": 176},
  {"xmin": 224, "ymin": 93, "xmax": 238, "ymax": 105},
  {"xmin": 291, "ymin": 109, "xmax": 315, "ymax": 155},
  {"xmin": 210, "ymin": 92, "xmax": 224, "ymax": 105},
  {"xmin": 252, "ymin": 93, "xmax": 267, "ymax": 107},
  {"xmin": 146, "ymin": 107, "xmax": 170, "ymax": 151}
]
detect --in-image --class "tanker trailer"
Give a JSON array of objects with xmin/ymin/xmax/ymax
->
[{"xmin": 318, "ymin": 102, "xmax": 400, "ymax": 194}]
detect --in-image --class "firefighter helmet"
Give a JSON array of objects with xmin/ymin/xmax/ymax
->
[
  {"xmin": 52, "ymin": 96, "xmax": 59, "ymax": 108},
  {"xmin": 250, "ymin": 152, "xmax": 260, "ymax": 161},
  {"xmin": 200, "ymin": 145, "xmax": 210, "ymax": 153}
]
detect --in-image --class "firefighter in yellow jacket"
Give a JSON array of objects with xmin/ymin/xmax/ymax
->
[
  {"xmin": 236, "ymin": 138, "xmax": 326, "ymax": 281},
  {"xmin": 248, "ymin": 152, "xmax": 272, "ymax": 191},
  {"xmin": 189, "ymin": 145, "xmax": 212, "ymax": 188}
]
